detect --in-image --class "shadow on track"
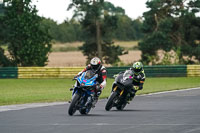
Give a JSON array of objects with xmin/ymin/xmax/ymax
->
[
  {"xmin": 71, "ymin": 114, "xmax": 107, "ymax": 117},
  {"xmin": 110, "ymin": 109, "xmax": 157, "ymax": 112}
]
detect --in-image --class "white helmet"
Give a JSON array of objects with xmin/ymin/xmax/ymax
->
[{"xmin": 90, "ymin": 57, "xmax": 101, "ymax": 70}]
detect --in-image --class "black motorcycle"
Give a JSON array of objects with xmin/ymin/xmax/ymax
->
[{"xmin": 105, "ymin": 70, "xmax": 136, "ymax": 111}]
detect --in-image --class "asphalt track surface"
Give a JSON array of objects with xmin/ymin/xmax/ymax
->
[{"xmin": 1, "ymin": 88, "xmax": 200, "ymax": 133}]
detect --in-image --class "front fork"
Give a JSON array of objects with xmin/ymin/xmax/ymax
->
[{"xmin": 113, "ymin": 86, "xmax": 124, "ymax": 96}]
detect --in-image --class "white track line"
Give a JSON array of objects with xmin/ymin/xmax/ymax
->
[
  {"xmin": 0, "ymin": 102, "xmax": 67, "ymax": 112},
  {"xmin": 0, "ymin": 87, "xmax": 200, "ymax": 112},
  {"xmin": 1, "ymin": 123, "xmax": 200, "ymax": 126}
]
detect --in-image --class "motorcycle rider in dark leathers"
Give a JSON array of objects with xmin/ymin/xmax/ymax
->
[
  {"xmin": 129, "ymin": 62, "xmax": 146, "ymax": 99},
  {"xmin": 113, "ymin": 62, "xmax": 145, "ymax": 100}
]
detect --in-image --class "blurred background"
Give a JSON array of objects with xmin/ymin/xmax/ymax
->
[
  {"xmin": 1, "ymin": 0, "xmax": 199, "ymax": 67},
  {"xmin": 0, "ymin": 0, "xmax": 200, "ymax": 106}
]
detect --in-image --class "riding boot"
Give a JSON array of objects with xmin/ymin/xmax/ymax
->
[
  {"xmin": 92, "ymin": 96, "xmax": 98, "ymax": 108},
  {"xmin": 85, "ymin": 96, "xmax": 92, "ymax": 107},
  {"xmin": 129, "ymin": 89, "xmax": 136, "ymax": 101}
]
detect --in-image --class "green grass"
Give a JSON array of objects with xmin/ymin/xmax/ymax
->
[{"xmin": 0, "ymin": 77, "xmax": 200, "ymax": 106}]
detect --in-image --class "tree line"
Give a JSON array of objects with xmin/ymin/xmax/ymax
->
[
  {"xmin": 139, "ymin": 0, "xmax": 200, "ymax": 65},
  {"xmin": 0, "ymin": 0, "xmax": 143, "ymax": 67},
  {"xmin": 1, "ymin": 0, "xmax": 200, "ymax": 67},
  {"xmin": 41, "ymin": 15, "xmax": 143, "ymax": 43},
  {"xmin": 66, "ymin": 0, "xmax": 144, "ymax": 64}
]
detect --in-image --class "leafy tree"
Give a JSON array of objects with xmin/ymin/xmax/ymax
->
[
  {"xmin": 68, "ymin": 0, "xmax": 125, "ymax": 64},
  {"xmin": 131, "ymin": 18, "xmax": 144, "ymax": 40},
  {"xmin": 0, "ymin": 3, "xmax": 13, "ymax": 66},
  {"xmin": 58, "ymin": 19, "xmax": 82, "ymax": 42},
  {"xmin": 114, "ymin": 16, "xmax": 144, "ymax": 41},
  {"xmin": 40, "ymin": 18, "xmax": 60, "ymax": 42},
  {"xmin": 3, "ymin": 0, "xmax": 52, "ymax": 66},
  {"xmin": 0, "ymin": 6, "xmax": 4, "ymax": 44},
  {"xmin": 180, "ymin": 0, "xmax": 200, "ymax": 63},
  {"xmin": 41, "ymin": 18, "xmax": 83, "ymax": 42},
  {"xmin": 0, "ymin": 3, "xmax": 5, "ymax": 44},
  {"xmin": 139, "ymin": 0, "xmax": 200, "ymax": 65},
  {"xmin": 0, "ymin": 2, "xmax": 4, "ymax": 16},
  {"xmin": 114, "ymin": 15, "xmax": 132, "ymax": 40}
]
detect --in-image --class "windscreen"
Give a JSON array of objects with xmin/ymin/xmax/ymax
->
[
  {"xmin": 123, "ymin": 70, "xmax": 133, "ymax": 79},
  {"xmin": 84, "ymin": 70, "xmax": 95, "ymax": 79}
]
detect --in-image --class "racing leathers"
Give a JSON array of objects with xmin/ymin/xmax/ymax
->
[{"xmin": 130, "ymin": 69, "xmax": 146, "ymax": 99}]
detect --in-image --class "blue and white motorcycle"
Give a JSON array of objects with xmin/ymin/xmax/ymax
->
[{"xmin": 68, "ymin": 70, "xmax": 98, "ymax": 116}]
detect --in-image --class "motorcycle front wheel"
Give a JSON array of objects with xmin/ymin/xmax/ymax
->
[
  {"xmin": 68, "ymin": 94, "xmax": 80, "ymax": 116},
  {"xmin": 79, "ymin": 107, "xmax": 91, "ymax": 115},
  {"xmin": 105, "ymin": 91, "xmax": 118, "ymax": 111},
  {"xmin": 116, "ymin": 102, "xmax": 127, "ymax": 110}
]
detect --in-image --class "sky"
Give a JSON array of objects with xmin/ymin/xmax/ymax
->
[{"xmin": 32, "ymin": 0, "xmax": 149, "ymax": 24}]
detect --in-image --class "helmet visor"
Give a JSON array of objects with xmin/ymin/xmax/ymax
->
[
  {"xmin": 91, "ymin": 64, "xmax": 99, "ymax": 70},
  {"xmin": 133, "ymin": 68, "xmax": 142, "ymax": 74}
]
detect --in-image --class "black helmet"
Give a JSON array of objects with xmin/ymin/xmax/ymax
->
[{"xmin": 90, "ymin": 57, "xmax": 101, "ymax": 71}]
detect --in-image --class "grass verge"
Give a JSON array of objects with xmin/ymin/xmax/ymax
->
[{"xmin": 0, "ymin": 77, "xmax": 200, "ymax": 106}]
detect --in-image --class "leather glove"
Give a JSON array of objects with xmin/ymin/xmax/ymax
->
[
  {"xmin": 134, "ymin": 86, "xmax": 140, "ymax": 91},
  {"xmin": 73, "ymin": 76, "xmax": 77, "ymax": 80}
]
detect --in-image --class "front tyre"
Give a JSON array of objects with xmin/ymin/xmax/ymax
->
[
  {"xmin": 116, "ymin": 102, "xmax": 127, "ymax": 110},
  {"xmin": 68, "ymin": 94, "xmax": 80, "ymax": 116},
  {"xmin": 79, "ymin": 107, "xmax": 91, "ymax": 115},
  {"xmin": 105, "ymin": 91, "xmax": 118, "ymax": 111}
]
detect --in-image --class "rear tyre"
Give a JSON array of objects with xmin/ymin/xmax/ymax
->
[
  {"xmin": 105, "ymin": 91, "xmax": 118, "ymax": 111},
  {"xmin": 68, "ymin": 94, "xmax": 80, "ymax": 116}
]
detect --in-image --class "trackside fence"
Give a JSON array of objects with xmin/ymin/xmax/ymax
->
[
  {"xmin": 0, "ymin": 65, "xmax": 200, "ymax": 79},
  {"xmin": 0, "ymin": 67, "xmax": 18, "ymax": 78},
  {"xmin": 187, "ymin": 65, "xmax": 200, "ymax": 77},
  {"xmin": 18, "ymin": 67, "xmax": 84, "ymax": 79},
  {"xmin": 107, "ymin": 65, "xmax": 187, "ymax": 78}
]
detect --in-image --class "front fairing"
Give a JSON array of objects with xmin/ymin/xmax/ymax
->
[
  {"xmin": 115, "ymin": 70, "xmax": 133, "ymax": 88},
  {"xmin": 73, "ymin": 71, "xmax": 98, "ymax": 110},
  {"xmin": 121, "ymin": 78, "xmax": 133, "ymax": 88},
  {"xmin": 77, "ymin": 72, "xmax": 97, "ymax": 86}
]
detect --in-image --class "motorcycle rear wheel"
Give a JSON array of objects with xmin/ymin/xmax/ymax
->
[
  {"xmin": 105, "ymin": 91, "xmax": 118, "ymax": 111},
  {"xmin": 68, "ymin": 94, "xmax": 80, "ymax": 116}
]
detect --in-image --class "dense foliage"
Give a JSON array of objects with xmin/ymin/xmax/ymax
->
[
  {"xmin": 0, "ymin": 0, "xmax": 52, "ymax": 66},
  {"xmin": 67, "ymin": 0, "xmax": 139, "ymax": 64},
  {"xmin": 139, "ymin": 0, "xmax": 200, "ymax": 65},
  {"xmin": 3, "ymin": 0, "xmax": 200, "ymax": 66},
  {"xmin": 40, "ymin": 15, "xmax": 143, "ymax": 43},
  {"xmin": 0, "ymin": 0, "xmax": 144, "ymax": 66},
  {"xmin": 41, "ymin": 18, "xmax": 83, "ymax": 42},
  {"xmin": 0, "ymin": 3, "xmax": 13, "ymax": 66}
]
